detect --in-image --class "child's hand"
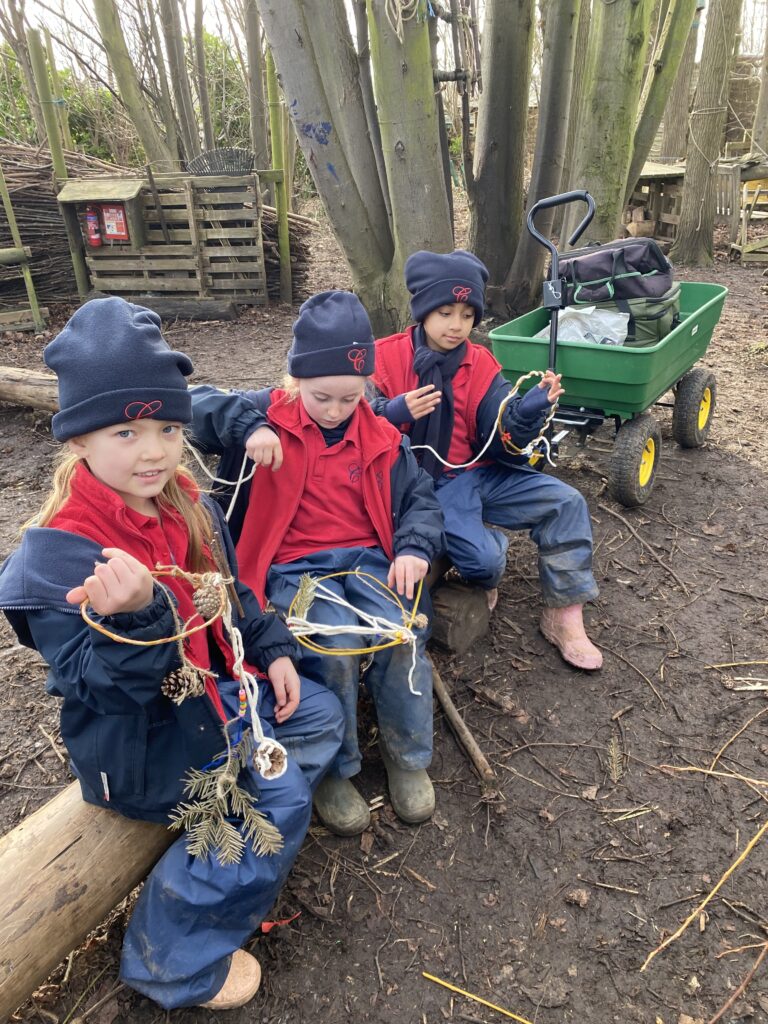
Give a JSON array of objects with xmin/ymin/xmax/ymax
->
[
  {"xmin": 540, "ymin": 370, "xmax": 564, "ymax": 403},
  {"xmin": 245, "ymin": 426, "xmax": 283, "ymax": 471},
  {"xmin": 405, "ymin": 385, "xmax": 442, "ymax": 420},
  {"xmin": 267, "ymin": 656, "xmax": 301, "ymax": 723},
  {"xmin": 66, "ymin": 548, "xmax": 154, "ymax": 616},
  {"xmin": 387, "ymin": 555, "xmax": 429, "ymax": 601}
]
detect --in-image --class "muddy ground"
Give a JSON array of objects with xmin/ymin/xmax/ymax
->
[{"xmin": 1, "ymin": 215, "xmax": 767, "ymax": 1024}]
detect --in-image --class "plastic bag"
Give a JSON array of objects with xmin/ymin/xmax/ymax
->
[{"xmin": 534, "ymin": 304, "xmax": 629, "ymax": 346}]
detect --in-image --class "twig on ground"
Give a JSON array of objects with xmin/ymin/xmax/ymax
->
[
  {"xmin": 423, "ymin": 972, "xmax": 534, "ymax": 1024},
  {"xmin": 597, "ymin": 503, "xmax": 690, "ymax": 594},
  {"xmin": 707, "ymin": 941, "xmax": 768, "ymax": 1024},
  {"xmin": 658, "ymin": 764, "xmax": 768, "ymax": 788},
  {"xmin": 429, "ymin": 657, "xmax": 497, "ymax": 791},
  {"xmin": 597, "ymin": 644, "xmax": 666, "ymax": 707},
  {"xmin": 37, "ymin": 723, "xmax": 65, "ymax": 763},
  {"xmin": 641, "ymin": 818, "xmax": 768, "ymax": 972},
  {"xmin": 709, "ymin": 706, "xmax": 768, "ymax": 771}
]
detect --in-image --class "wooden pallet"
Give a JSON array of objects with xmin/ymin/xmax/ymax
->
[{"xmin": 85, "ymin": 174, "xmax": 267, "ymax": 303}]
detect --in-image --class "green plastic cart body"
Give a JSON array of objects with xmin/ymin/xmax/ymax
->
[{"xmin": 488, "ymin": 282, "xmax": 727, "ymax": 420}]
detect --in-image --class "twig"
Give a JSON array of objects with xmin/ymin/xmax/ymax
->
[
  {"xmin": 707, "ymin": 942, "xmax": 768, "ymax": 1024},
  {"xmin": 597, "ymin": 503, "xmax": 690, "ymax": 594},
  {"xmin": 597, "ymin": 643, "xmax": 666, "ymax": 707},
  {"xmin": 658, "ymin": 764, "xmax": 768, "ymax": 788},
  {"xmin": 37, "ymin": 722, "xmax": 65, "ymax": 763},
  {"xmin": 423, "ymin": 972, "xmax": 534, "ymax": 1024},
  {"xmin": 709, "ymin": 707, "xmax": 768, "ymax": 771},
  {"xmin": 430, "ymin": 657, "xmax": 497, "ymax": 790},
  {"xmin": 706, "ymin": 659, "xmax": 768, "ymax": 669},
  {"xmin": 641, "ymin": 819, "xmax": 768, "ymax": 972}
]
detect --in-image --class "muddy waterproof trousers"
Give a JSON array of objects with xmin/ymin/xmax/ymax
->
[
  {"xmin": 119, "ymin": 676, "xmax": 343, "ymax": 1008},
  {"xmin": 266, "ymin": 546, "xmax": 434, "ymax": 779},
  {"xmin": 435, "ymin": 464, "xmax": 599, "ymax": 607}
]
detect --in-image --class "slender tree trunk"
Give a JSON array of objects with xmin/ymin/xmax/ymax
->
[
  {"xmin": 659, "ymin": 3, "xmax": 701, "ymax": 160},
  {"xmin": 159, "ymin": 0, "xmax": 201, "ymax": 160},
  {"xmin": 553, "ymin": 0, "xmax": 590, "ymax": 236},
  {"xmin": 502, "ymin": 0, "xmax": 580, "ymax": 317},
  {"xmin": 143, "ymin": 0, "xmax": 181, "ymax": 165},
  {"xmin": 561, "ymin": 0, "xmax": 653, "ymax": 245},
  {"xmin": 244, "ymin": 0, "xmax": 270, "ymax": 172},
  {"xmin": 670, "ymin": 0, "xmax": 744, "ymax": 265},
  {"xmin": 468, "ymin": 0, "xmax": 534, "ymax": 284},
  {"xmin": 366, "ymin": 0, "xmax": 453, "ymax": 324},
  {"xmin": 750, "ymin": 23, "xmax": 768, "ymax": 158},
  {"xmin": 353, "ymin": 0, "xmax": 392, "ymax": 224},
  {"xmin": 194, "ymin": 0, "xmax": 215, "ymax": 150},
  {"xmin": 255, "ymin": 0, "xmax": 393, "ymax": 320},
  {"xmin": 625, "ymin": 0, "xmax": 698, "ymax": 202},
  {"xmin": 0, "ymin": 0, "xmax": 46, "ymax": 144},
  {"xmin": 92, "ymin": 0, "xmax": 175, "ymax": 169}
]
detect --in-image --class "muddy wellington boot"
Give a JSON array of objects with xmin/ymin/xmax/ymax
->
[
  {"xmin": 200, "ymin": 950, "xmax": 262, "ymax": 1010},
  {"xmin": 380, "ymin": 749, "xmax": 435, "ymax": 824},
  {"xmin": 313, "ymin": 775, "xmax": 370, "ymax": 836}
]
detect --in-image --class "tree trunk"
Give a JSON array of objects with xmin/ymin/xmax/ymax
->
[
  {"xmin": 92, "ymin": 0, "xmax": 175, "ymax": 169},
  {"xmin": 366, "ymin": 0, "xmax": 453, "ymax": 326},
  {"xmin": 560, "ymin": 0, "xmax": 653, "ymax": 245},
  {"xmin": 0, "ymin": 0, "xmax": 47, "ymax": 144},
  {"xmin": 625, "ymin": 0, "xmax": 698, "ymax": 203},
  {"xmin": 158, "ymin": 0, "xmax": 201, "ymax": 161},
  {"xmin": 0, "ymin": 782, "xmax": 173, "ymax": 1021},
  {"xmin": 659, "ymin": 3, "xmax": 701, "ymax": 160},
  {"xmin": 244, "ymin": 0, "xmax": 270, "ymax": 175},
  {"xmin": 553, "ymin": 0, "xmax": 590, "ymax": 236},
  {"xmin": 353, "ymin": 0, "xmax": 392, "ymax": 224},
  {"xmin": 143, "ymin": 0, "xmax": 182, "ymax": 165},
  {"xmin": 670, "ymin": 0, "xmax": 744, "ymax": 266},
  {"xmin": 468, "ymin": 0, "xmax": 535, "ymax": 284},
  {"xmin": 194, "ymin": 0, "xmax": 215, "ymax": 150},
  {"xmin": 256, "ymin": 0, "xmax": 395, "ymax": 327},
  {"xmin": 750, "ymin": 21, "xmax": 768, "ymax": 159},
  {"xmin": 502, "ymin": 0, "xmax": 581, "ymax": 317}
]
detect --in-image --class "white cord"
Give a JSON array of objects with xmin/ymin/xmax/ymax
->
[{"xmin": 184, "ymin": 439, "xmax": 255, "ymax": 522}]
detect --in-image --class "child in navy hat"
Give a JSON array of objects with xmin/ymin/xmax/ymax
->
[
  {"xmin": 191, "ymin": 290, "xmax": 445, "ymax": 836},
  {"xmin": 372, "ymin": 251, "xmax": 602, "ymax": 671},
  {"xmin": 0, "ymin": 296, "xmax": 344, "ymax": 1011}
]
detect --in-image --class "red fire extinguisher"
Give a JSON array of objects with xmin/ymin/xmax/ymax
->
[{"xmin": 85, "ymin": 205, "xmax": 102, "ymax": 247}]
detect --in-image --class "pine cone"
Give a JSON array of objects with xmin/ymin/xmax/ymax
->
[
  {"xmin": 193, "ymin": 577, "xmax": 223, "ymax": 620},
  {"xmin": 162, "ymin": 668, "xmax": 190, "ymax": 703}
]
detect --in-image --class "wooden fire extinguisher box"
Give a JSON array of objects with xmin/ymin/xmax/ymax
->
[{"xmin": 57, "ymin": 178, "xmax": 147, "ymax": 252}]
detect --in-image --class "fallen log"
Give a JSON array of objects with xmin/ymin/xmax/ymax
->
[
  {"xmin": 0, "ymin": 781, "xmax": 173, "ymax": 1020},
  {"xmin": 429, "ymin": 580, "xmax": 491, "ymax": 656},
  {"xmin": 0, "ymin": 365, "xmax": 58, "ymax": 412}
]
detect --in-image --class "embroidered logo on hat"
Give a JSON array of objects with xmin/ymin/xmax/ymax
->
[
  {"xmin": 347, "ymin": 348, "xmax": 367, "ymax": 373},
  {"xmin": 124, "ymin": 399, "xmax": 164, "ymax": 419},
  {"xmin": 452, "ymin": 285, "xmax": 472, "ymax": 303}
]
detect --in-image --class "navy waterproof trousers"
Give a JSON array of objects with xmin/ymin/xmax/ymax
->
[
  {"xmin": 119, "ymin": 675, "xmax": 343, "ymax": 1008},
  {"xmin": 436, "ymin": 464, "xmax": 599, "ymax": 606}
]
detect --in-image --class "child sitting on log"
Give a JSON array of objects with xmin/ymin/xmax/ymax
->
[
  {"xmin": 0, "ymin": 297, "xmax": 344, "ymax": 1011},
  {"xmin": 371, "ymin": 250, "xmax": 602, "ymax": 671},
  {"xmin": 191, "ymin": 290, "xmax": 445, "ymax": 836}
]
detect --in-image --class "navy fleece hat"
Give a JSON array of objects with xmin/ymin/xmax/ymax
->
[
  {"xmin": 288, "ymin": 290, "xmax": 375, "ymax": 378},
  {"xmin": 44, "ymin": 297, "xmax": 193, "ymax": 441},
  {"xmin": 405, "ymin": 249, "xmax": 489, "ymax": 326}
]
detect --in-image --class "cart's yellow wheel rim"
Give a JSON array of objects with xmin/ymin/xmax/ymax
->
[
  {"xmin": 638, "ymin": 438, "xmax": 656, "ymax": 487},
  {"xmin": 698, "ymin": 387, "xmax": 712, "ymax": 430}
]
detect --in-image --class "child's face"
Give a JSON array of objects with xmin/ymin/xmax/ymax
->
[
  {"xmin": 69, "ymin": 418, "xmax": 184, "ymax": 516},
  {"xmin": 298, "ymin": 375, "xmax": 367, "ymax": 429},
  {"xmin": 422, "ymin": 302, "xmax": 475, "ymax": 353}
]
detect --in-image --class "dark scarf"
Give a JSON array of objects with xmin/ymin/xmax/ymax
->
[{"xmin": 409, "ymin": 324, "xmax": 467, "ymax": 480}]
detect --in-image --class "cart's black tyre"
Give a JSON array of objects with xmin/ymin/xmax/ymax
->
[
  {"xmin": 610, "ymin": 414, "xmax": 662, "ymax": 507},
  {"xmin": 672, "ymin": 368, "xmax": 716, "ymax": 448}
]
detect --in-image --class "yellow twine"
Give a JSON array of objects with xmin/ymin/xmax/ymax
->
[
  {"xmin": 287, "ymin": 570, "xmax": 424, "ymax": 656},
  {"xmin": 422, "ymin": 972, "xmax": 534, "ymax": 1024}
]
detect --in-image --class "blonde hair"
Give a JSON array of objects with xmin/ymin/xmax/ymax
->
[
  {"xmin": 27, "ymin": 449, "xmax": 216, "ymax": 574},
  {"xmin": 281, "ymin": 374, "xmax": 374, "ymax": 402}
]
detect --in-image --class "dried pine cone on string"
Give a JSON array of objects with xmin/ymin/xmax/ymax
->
[
  {"xmin": 192, "ymin": 572, "xmax": 226, "ymax": 620},
  {"xmin": 162, "ymin": 665, "xmax": 208, "ymax": 704}
]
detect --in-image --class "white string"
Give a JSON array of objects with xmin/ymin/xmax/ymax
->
[
  {"xmin": 184, "ymin": 439, "xmax": 254, "ymax": 522},
  {"xmin": 285, "ymin": 574, "xmax": 424, "ymax": 696}
]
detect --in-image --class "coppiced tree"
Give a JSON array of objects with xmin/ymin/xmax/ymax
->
[
  {"xmin": 158, "ymin": 0, "xmax": 200, "ymax": 159},
  {"xmin": 750, "ymin": 19, "xmax": 768, "ymax": 158},
  {"xmin": 659, "ymin": 0, "xmax": 703, "ymax": 159},
  {"xmin": 560, "ymin": 0, "xmax": 654, "ymax": 244},
  {"xmin": 670, "ymin": 0, "xmax": 745, "ymax": 265},
  {"xmin": 255, "ymin": 0, "xmax": 452, "ymax": 330},
  {"xmin": 244, "ymin": 0, "xmax": 269, "ymax": 169},
  {"xmin": 0, "ymin": 0, "xmax": 45, "ymax": 142}
]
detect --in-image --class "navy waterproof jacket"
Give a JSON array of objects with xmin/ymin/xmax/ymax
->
[{"xmin": 0, "ymin": 496, "xmax": 298, "ymax": 823}]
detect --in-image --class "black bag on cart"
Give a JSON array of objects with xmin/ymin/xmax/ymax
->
[{"xmin": 559, "ymin": 237, "xmax": 673, "ymax": 306}]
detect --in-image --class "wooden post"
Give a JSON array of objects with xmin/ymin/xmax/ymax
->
[
  {"xmin": 26, "ymin": 28, "xmax": 90, "ymax": 300},
  {"xmin": 0, "ymin": 163, "xmax": 45, "ymax": 331},
  {"xmin": 266, "ymin": 48, "xmax": 292, "ymax": 304},
  {"xmin": 0, "ymin": 782, "xmax": 174, "ymax": 1020}
]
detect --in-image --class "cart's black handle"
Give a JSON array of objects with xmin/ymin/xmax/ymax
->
[{"xmin": 526, "ymin": 190, "xmax": 595, "ymax": 254}]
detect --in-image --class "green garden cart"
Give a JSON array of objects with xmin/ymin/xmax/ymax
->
[{"xmin": 488, "ymin": 191, "xmax": 728, "ymax": 507}]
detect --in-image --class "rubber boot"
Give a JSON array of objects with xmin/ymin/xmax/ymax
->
[
  {"xmin": 200, "ymin": 950, "xmax": 261, "ymax": 1009},
  {"xmin": 313, "ymin": 775, "xmax": 370, "ymax": 836},
  {"xmin": 380, "ymin": 748, "xmax": 435, "ymax": 824},
  {"xmin": 540, "ymin": 604, "xmax": 602, "ymax": 670}
]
